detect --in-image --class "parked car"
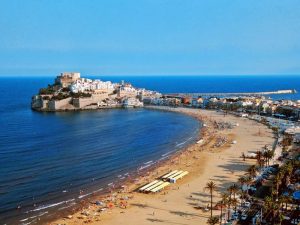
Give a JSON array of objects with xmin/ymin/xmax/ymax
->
[
  {"xmin": 243, "ymin": 201, "xmax": 251, "ymax": 208},
  {"xmin": 241, "ymin": 214, "xmax": 247, "ymax": 220},
  {"xmin": 231, "ymin": 212, "xmax": 239, "ymax": 220},
  {"xmin": 249, "ymin": 185, "xmax": 257, "ymax": 191}
]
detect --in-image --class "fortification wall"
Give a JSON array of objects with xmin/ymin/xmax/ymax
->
[
  {"xmin": 48, "ymin": 97, "xmax": 72, "ymax": 111},
  {"xmin": 73, "ymin": 94, "xmax": 109, "ymax": 108}
]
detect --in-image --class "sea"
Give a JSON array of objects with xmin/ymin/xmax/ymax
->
[{"xmin": 0, "ymin": 75, "xmax": 299, "ymax": 224}]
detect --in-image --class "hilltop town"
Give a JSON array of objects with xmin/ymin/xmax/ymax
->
[{"xmin": 31, "ymin": 72, "xmax": 161, "ymax": 111}]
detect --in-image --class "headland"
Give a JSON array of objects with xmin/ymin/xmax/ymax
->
[{"xmin": 31, "ymin": 72, "xmax": 161, "ymax": 112}]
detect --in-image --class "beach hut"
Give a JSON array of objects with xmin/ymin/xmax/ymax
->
[
  {"xmin": 144, "ymin": 181, "xmax": 165, "ymax": 192},
  {"xmin": 170, "ymin": 171, "xmax": 189, "ymax": 183},
  {"xmin": 139, "ymin": 180, "xmax": 159, "ymax": 192},
  {"xmin": 150, "ymin": 182, "xmax": 170, "ymax": 193},
  {"xmin": 162, "ymin": 170, "xmax": 178, "ymax": 179},
  {"xmin": 165, "ymin": 170, "xmax": 184, "ymax": 180}
]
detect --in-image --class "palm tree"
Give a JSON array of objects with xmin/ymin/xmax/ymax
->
[
  {"xmin": 283, "ymin": 162, "xmax": 293, "ymax": 176},
  {"xmin": 207, "ymin": 216, "xmax": 219, "ymax": 225},
  {"xmin": 227, "ymin": 183, "xmax": 239, "ymax": 215},
  {"xmin": 230, "ymin": 184, "xmax": 239, "ymax": 199},
  {"xmin": 238, "ymin": 176, "xmax": 246, "ymax": 188},
  {"xmin": 238, "ymin": 176, "xmax": 252, "ymax": 194},
  {"xmin": 281, "ymin": 162, "xmax": 293, "ymax": 187},
  {"xmin": 273, "ymin": 174, "xmax": 282, "ymax": 200},
  {"xmin": 279, "ymin": 195, "xmax": 291, "ymax": 210},
  {"xmin": 226, "ymin": 195, "xmax": 232, "ymax": 222},
  {"xmin": 263, "ymin": 151, "xmax": 269, "ymax": 166},
  {"xmin": 264, "ymin": 196, "xmax": 279, "ymax": 225},
  {"xmin": 267, "ymin": 150, "xmax": 274, "ymax": 166},
  {"xmin": 227, "ymin": 186, "xmax": 233, "ymax": 201},
  {"xmin": 205, "ymin": 181, "xmax": 218, "ymax": 218},
  {"xmin": 247, "ymin": 165, "xmax": 257, "ymax": 179},
  {"xmin": 264, "ymin": 196, "xmax": 273, "ymax": 223},
  {"xmin": 278, "ymin": 212, "xmax": 284, "ymax": 225},
  {"xmin": 231, "ymin": 198, "xmax": 238, "ymax": 213},
  {"xmin": 238, "ymin": 176, "xmax": 247, "ymax": 204},
  {"xmin": 263, "ymin": 150, "xmax": 274, "ymax": 166},
  {"xmin": 219, "ymin": 193, "xmax": 228, "ymax": 224},
  {"xmin": 256, "ymin": 150, "xmax": 264, "ymax": 167}
]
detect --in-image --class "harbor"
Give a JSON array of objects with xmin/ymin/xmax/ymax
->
[{"xmin": 165, "ymin": 89, "xmax": 297, "ymax": 97}]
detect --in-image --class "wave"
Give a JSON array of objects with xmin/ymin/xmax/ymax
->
[
  {"xmin": 143, "ymin": 160, "xmax": 153, "ymax": 165},
  {"xmin": 78, "ymin": 192, "xmax": 93, "ymax": 199},
  {"xmin": 175, "ymin": 141, "xmax": 187, "ymax": 147},
  {"xmin": 162, "ymin": 151, "xmax": 173, "ymax": 157},
  {"xmin": 138, "ymin": 163, "xmax": 154, "ymax": 171},
  {"xmin": 175, "ymin": 136, "xmax": 193, "ymax": 147},
  {"xmin": 58, "ymin": 202, "xmax": 76, "ymax": 211},
  {"xmin": 159, "ymin": 156, "xmax": 169, "ymax": 161},
  {"xmin": 21, "ymin": 221, "xmax": 33, "ymax": 225},
  {"xmin": 27, "ymin": 198, "xmax": 75, "ymax": 213},
  {"xmin": 93, "ymin": 188, "xmax": 103, "ymax": 193},
  {"xmin": 20, "ymin": 211, "xmax": 48, "ymax": 223}
]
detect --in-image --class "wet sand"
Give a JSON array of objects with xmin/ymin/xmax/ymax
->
[{"xmin": 51, "ymin": 107, "xmax": 275, "ymax": 225}]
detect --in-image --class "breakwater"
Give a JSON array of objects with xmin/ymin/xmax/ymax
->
[{"xmin": 165, "ymin": 89, "xmax": 297, "ymax": 97}]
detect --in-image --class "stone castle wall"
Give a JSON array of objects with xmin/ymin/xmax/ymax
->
[
  {"xmin": 48, "ymin": 97, "xmax": 72, "ymax": 111},
  {"xmin": 72, "ymin": 94, "xmax": 109, "ymax": 108}
]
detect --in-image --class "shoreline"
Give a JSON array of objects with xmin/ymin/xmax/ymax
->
[
  {"xmin": 50, "ymin": 107, "xmax": 275, "ymax": 225},
  {"xmin": 11, "ymin": 107, "xmax": 201, "ymax": 225},
  {"xmin": 31, "ymin": 105, "xmax": 124, "ymax": 112},
  {"xmin": 38, "ymin": 107, "xmax": 205, "ymax": 224}
]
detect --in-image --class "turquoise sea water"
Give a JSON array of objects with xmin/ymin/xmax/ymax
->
[{"xmin": 0, "ymin": 75, "xmax": 299, "ymax": 224}]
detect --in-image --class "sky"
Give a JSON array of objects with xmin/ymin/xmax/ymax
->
[{"xmin": 0, "ymin": 0, "xmax": 300, "ymax": 76}]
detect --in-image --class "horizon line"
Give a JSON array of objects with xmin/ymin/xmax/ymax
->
[{"xmin": 0, "ymin": 74, "xmax": 300, "ymax": 77}]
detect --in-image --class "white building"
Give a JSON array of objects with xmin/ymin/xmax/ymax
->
[
  {"xmin": 123, "ymin": 98, "xmax": 143, "ymax": 107},
  {"xmin": 70, "ymin": 79, "xmax": 116, "ymax": 93}
]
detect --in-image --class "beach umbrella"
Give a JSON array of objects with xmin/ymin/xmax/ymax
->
[
  {"xmin": 107, "ymin": 202, "xmax": 114, "ymax": 209},
  {"xmin": 292, "ymin": 191, "xmax": 300, "ymax": 201}
]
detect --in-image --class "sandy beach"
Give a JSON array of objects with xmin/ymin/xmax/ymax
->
[{"xmin": 51, "ymin": 107, "xmax": 275, "ymax": 225}]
